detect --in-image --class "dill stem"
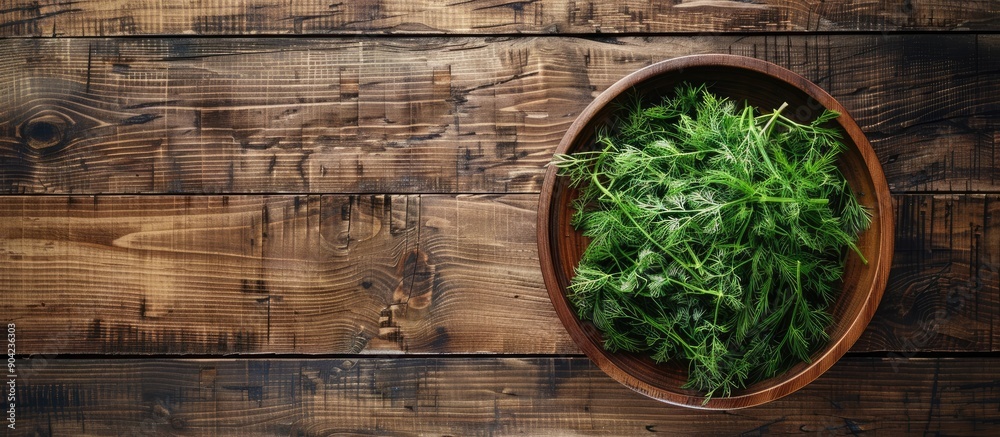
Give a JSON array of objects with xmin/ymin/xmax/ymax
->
[
  {"xmin": 762, "ymin": 102, "xmax": 790, "ymax": 137},
  {"xmin": 757, "ymin": 195, "xmax": 830, "ymax": 205},
  {"xmin": 663, "ymin": 274, "xmax": 723, "ymax": 299},
  {"xmin": 684, "ymin": 241, "xmax": 705, "ymax": 271},
  {"xmin": 749, "ymin": 102, "xmax": 789, "ymax": 175},
  {"xmin": 848, "ymin": 241, "xmax": 869, "ymax": 265}
]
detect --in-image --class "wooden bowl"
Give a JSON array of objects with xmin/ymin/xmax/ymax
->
[{"xmin": 537, "ymin": 54, "xmax": 893, "ymax": 409}]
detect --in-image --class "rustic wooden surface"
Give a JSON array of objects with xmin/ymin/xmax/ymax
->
[
  {"xmin": 3, "ymin": 0, "xmax": 1000, "ymax": 435},
  {"xmin": 3, "ymin": 35, "xmax": 999, "ymax": 194},
  {"xmin": 2, "ymin": 0, "xmax": 998, "ymax": 36},
  {"xmin": 12, "ymin": 357, "xmax": 1000, "ymax": 435}
]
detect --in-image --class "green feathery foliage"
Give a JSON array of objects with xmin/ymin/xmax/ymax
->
[{"xmin": 551, "ymin": 84, "xmax": 871, "ymax": 403}]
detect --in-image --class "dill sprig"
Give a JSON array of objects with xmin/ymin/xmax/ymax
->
[{"xmin": 552, "ymin": 84, "xmax": 871, "ymax": 403}]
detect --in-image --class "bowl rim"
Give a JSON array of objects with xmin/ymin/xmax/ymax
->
[{"xmin": 537, "ymin": 54, "xmax": 894, "ymax": 409}]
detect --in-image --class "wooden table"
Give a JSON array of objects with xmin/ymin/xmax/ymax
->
[{"xmin": 2, "ymin": 1, "xmax": 999, "ymax": 435}]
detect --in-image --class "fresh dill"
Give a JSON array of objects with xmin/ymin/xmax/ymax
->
[{"xmin": 552, "ymin": 84, "xmax": 871, "ymax": 402}]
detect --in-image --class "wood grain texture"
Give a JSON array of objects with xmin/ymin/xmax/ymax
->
[
  {"xmin": 2, "ymin": 35, "xmax": 999, "ymax": 194},
  {"xmin": 0, "ymin": 194, "xmax": 565, "ymax": 355},
  {"xmin": 2, "ymin": 194, "xmax": 997, "ymax": 355},
  {"xmin": 11, "ymin": 356, "xmax": 1000, "ymax": 435},
  {"xmin": 2, "ymin": 0, "xmax": 999, "ymax": 37},
  {"xmin": 855, "ymin": 194, "xmax": 1000, "ymax": 353}
]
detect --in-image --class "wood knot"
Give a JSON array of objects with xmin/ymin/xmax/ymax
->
[
  {"xmin": 18, "ymin": 112, "xmax": 73, "ymax": 153},
  {"xmin": 170, "ymin": 417, "xmax": 186, "ymax": 430},
  {"xmin": 392, "ymin": 249, "xmax": 437, "ymax": 316}
]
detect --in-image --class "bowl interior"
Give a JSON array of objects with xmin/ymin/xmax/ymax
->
[{"xmin": 538, "ymin": 56, "xmax": 892, "ymax": 409}]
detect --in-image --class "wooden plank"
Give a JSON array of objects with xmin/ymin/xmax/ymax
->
[
  {"xmin": 855, "ymin": 194, "xmax": 1000, "ymax": 353},
  {"xmin": 9, "ymin": 356, "xmax": 1000, "ymax": 435},
  {"xmin": 2, "ymin": 0, "xmax": 999, "ymax": 37},
  {"xmin": 2, "ymin": 35, "xmax": 999, "ymax": 194},
  {"xmin": 2, "ymin": 194, "xmax": 998, "ymax": 355},
  {"xmin": 0, "ymin": 194, "xmax": 563, "ymax": 355}
]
